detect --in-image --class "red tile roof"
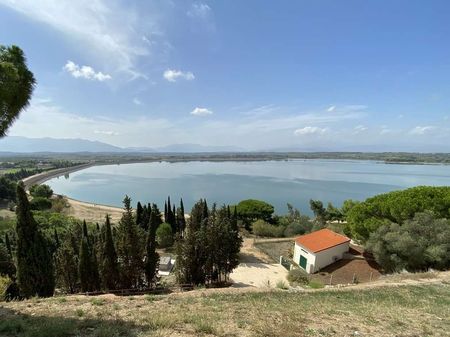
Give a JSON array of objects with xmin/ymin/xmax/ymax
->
[{"xmin": 295, "ymin": 229, "xmax": 350, "ymax": 253}]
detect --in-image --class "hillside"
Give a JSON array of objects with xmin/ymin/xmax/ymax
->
[{"xmin": 1, "ymin": 273, "xmax": 449, "ymax": 337}]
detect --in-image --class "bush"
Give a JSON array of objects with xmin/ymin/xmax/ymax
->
[
  {"xmin": 29, "ymin": 184, "xmax": 53, "ymax": 199},
  {"xmin": 30, "ymin": 197, "xmax": 52, "ymax": 210},
  {"xmin": 236, "ymin": 199, "xmax": 275, "ymax": 229},
  {"xmin": 308, "ymin": 279, "xmax": 324, "ymax": 289},
  {"xmin": 366, "ymin": 211, "xmax": 450, "ymax": 272},
  {"xmin": 252, "ymin": 220, "xmax": 285, "ymax": 237},
  {"xmin": 156, "ymin": 223, "xmax": 173, "ymax": 248},
  {"xmin": 283, "ymin": 221, "xmax": 312, "ymax": 237},
  {"xmin": 287, "ymin": 268, "xmax": 309, "ymax": 285},
  {"xmin": 0, "ymin": 275, "xmax": 10, "ymax": 300}
]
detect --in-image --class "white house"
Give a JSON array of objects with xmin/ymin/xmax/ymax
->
[{"xmin": 293, "ymin": 229, "xmax": 350, "ymax": 274}]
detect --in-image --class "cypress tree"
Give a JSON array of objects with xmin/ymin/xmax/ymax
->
[
  {"xmin": 136, "ymin": 201, "xmax": 144, "ymax": 228},
  {"xmin": 15, "ymin": 183, "xmax": 54, "ymax": 297},
  {"xmin": 56, "ymin": 234, "xmax": 78, "ymax": 293},
  {"xmin": 100, "ymin": 215, "xmax": 119, "ymax": 290},
  {"xmin": 145, "ymin": 204, "xmax": 160, "ymax": 286},
  {"xmin": 164, "ymin": 202, "xmax": 168, "ymax": 223},
  {"xmin": 78, "ymin": 223, "xmax": 100, "ymax": 292},
  {"xmin": 176, "ymin": 198, "xmax": 186, "ymax": 236},
  {"xmin": 116, "ymin": 195, "xmax": 143, "ymax": 289},
  {"xmin": 5, "ymin": 233, "xmax": 12, "ymax": 257}
]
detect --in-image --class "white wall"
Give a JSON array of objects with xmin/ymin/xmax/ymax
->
[
  {"xmin": 314, "ymin": 242, "xmax": 349, "ymax": 272},
  {"xmin": 294, "ymin": 242, "xmax": 349, "ymax": 273},
  {"xmin": 293, "ymin": 243, "xmax": 316, "ymax": 274}
]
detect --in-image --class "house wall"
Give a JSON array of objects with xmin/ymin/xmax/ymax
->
[
  {"xmin": 293, "ymin": 241, "xmax": 349, "ymax": 273},
  {"xmin": 314, "ymin": 242, "xmax": 349, "ymax": 271},
  {"xmin": 293, "ymin": 243, "xmax": 316, "ymax": 274}
]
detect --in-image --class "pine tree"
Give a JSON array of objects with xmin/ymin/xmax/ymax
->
[
  {"xmin": 145, "ymin": 204, "xmax": 160, "ymax": 286},
  {"xmin": 15, "ymin": 183, "xmax": 55, "ymax": 298},
  {"xmin": 100, "ymin": 215, "xmax": 119, "ymax": 290},
  {"xmin": 116, "ymin": 195, "xmax": 144, "ymax": 289}
]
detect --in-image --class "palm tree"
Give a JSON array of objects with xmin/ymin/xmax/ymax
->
[{"xmin": 0, "ymin": 45, "xmax": 35, "ymax": 137}]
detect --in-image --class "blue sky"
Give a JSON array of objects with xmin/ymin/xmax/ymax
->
[{"xmin": 0, "ymin": 0, "xmax": 449, "ymax": 151}]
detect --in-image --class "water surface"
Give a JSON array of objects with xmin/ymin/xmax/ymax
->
[{"xmin": 46, "ymin": 159, "xmax": 450, "ymax": 215}]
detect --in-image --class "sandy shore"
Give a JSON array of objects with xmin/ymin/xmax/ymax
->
[{"xmin": 62, "ymin": 197, "xmax": 124, "ymax": 224}]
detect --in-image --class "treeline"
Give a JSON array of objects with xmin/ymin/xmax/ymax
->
[
  {"xmin": 0, "ymin": 184, "xmax": 242, "ymax": 299},
  {"xmin": 237, "ymin": 199, "xmax": 347, "ymax": 238}
]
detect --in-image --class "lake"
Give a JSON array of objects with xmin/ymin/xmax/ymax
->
[{"xmin": 45, "ymin": 159, "xmax": 450, "ymax": 215}]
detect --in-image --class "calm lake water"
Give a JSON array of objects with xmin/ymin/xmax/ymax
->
[{"xmin": 45, "ymin": 160, "xmax": 450, "ymax": 215}]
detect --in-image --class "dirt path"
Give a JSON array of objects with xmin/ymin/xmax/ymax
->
[{"xmin": 238, "ymin": 238, "xmax": 274, "ymax": 263}]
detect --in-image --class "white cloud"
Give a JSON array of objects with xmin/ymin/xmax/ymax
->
[
  {"xmin": 187, "ymin": 3, "xmax": 211, "ymax": 18},
  {"xmin": 133, "ymin": 98, "xmax": 142, "ymax": 105},
  {"xmin": 63, "ymin": 61, "xmax": 112, "ymax": 81},
  {"xmin": 163, "ymin": 69, "xmax": 195, "ymax": 82},
  {"xmin": 294, "ymin": 126, "xmax": 328, "ymax": 136},
  {"xmin": 353, "ymin": 125, "xmax": 368, "ymax": 133},
  {"xmin": 191, "ymin": 107, "xmax": 213, "ymax": 116},
  {"xmin": 327, "ymin": 105, "xmax": 336, "ymax": 112},
  {"xmin": 94, "ymin": 130, "xmax": 119, "ymax": 136},
  {"xmin": 0, "ymin": 0, "xmax": 164, "ymax": 79},
  {"xmin": 409, "ymin": 126, "xmax": 436, "ymax": 135}
]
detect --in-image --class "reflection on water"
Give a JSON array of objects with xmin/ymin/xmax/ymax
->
[{"xmin": 46, "ymin": 159, "xmax": 450, "ymax": 214}]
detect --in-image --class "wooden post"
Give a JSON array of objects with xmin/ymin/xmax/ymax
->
[
  {"xmin": 370, "ymin": 272, "xmax": 373, "ymax": 282},
  {"xmin": 329, "ymin": 274, "xmax": 333, "ymax": 286},
  {"xmin": 352, "ymin": 273, "xmax": 356, "ymax": 284}
]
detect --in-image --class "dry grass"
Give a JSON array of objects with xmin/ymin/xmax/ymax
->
[{"xmin": 1, "ymin": 280, "xmax": 449, "ymax": 337}]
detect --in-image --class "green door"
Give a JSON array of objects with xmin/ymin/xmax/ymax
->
[{"xmin": 299, "ymin": 255, "xmax": 307, "ymax": 269}]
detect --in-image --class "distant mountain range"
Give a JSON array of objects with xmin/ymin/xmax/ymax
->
[{"xmin": 0, "ymin": 136, "xmax": 243, "ymax": 153}]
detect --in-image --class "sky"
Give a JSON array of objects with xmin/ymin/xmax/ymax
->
[{"xmin": 0, "ymin": 0, "xmax": 449, "ymax": 151}]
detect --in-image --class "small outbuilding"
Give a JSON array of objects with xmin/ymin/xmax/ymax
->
[{"xmin": 293, "ymin": 229, "xmax": 350, "ymax": 274}]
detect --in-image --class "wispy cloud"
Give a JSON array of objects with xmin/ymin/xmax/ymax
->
[
  {"xmin": 163, "ymin": 69, "xmax": 195, "ymax": 82},
  {"xmin": 327, "ymin": 105, "xmax": 336, "ymax": 112},
  {"xmin": 191, "ymin": 107, "xmax": 213, "ymax": 116},
  {"xmin": 94, "ymin": 130, "xmax": 119, "ymax": 136},
  {"xmin": 409, "ymin": 126, "xmax": 436, "ymax": 135},
  {"xmin": 0, "ymin": 0, "xmax": 163, "ymax": 79},
  {"xmin": 294, "ymin": 126, "xmax": 328, "ymax": 136},
  {"xmin": 63, "ymin": 61, "xmax": 112, "ymax": 81},
  {"xmin": 353, "ymin": 125, "xmax": 368, "ymax": 133},
  {"xmin": 187, "ymin": 3, "xmax": 211, "ymax": 18},
  {"xmin": 133, "ymin": 98, "xmax": 142, "ymax": 105}
]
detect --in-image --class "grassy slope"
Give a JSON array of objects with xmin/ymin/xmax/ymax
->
[{"xmin": 1, "ymin": 282, "xmax": 449, "ymax": 337}]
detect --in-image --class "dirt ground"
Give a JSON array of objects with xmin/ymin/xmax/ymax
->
[
  {"xmin": 63, "ymin": 197, "xmax": 124, "ymax": 223},
  {"xmin": 230, "ymin": 262, "xmax": 288, "ymax": 288},
  {"xmin": 231, "ymin": 238, "xmax": 288, "ymax": 288}
]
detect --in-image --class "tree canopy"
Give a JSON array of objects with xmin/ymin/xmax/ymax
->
[
  {"xmin": 0, "ymin": 45, "xmax": 35, "ymax": 137},
  {"xmin": 346, "ymin": 186, "xmax": 450, "ymax": 241}
]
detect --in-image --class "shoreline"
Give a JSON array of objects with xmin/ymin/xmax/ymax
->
[
  {"xmin": 22, "ymin": 163, "xmax": 94, "ymax": 189},
  {"xmin": 21, "ymin": 163, "xmax": 124, "ymax": 222}
]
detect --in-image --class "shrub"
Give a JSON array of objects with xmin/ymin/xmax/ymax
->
[
  {"xmin": 308, "ymin": 279, "xmax": 324, "ymax": 289},
  {"xmin": 30, "ymin": 197, "xmax": 52, "ymax": 210},
  {"xmin": 156, "ymin": 223, "xmax": 173, "ymax": 248},
  {"xmin": 29, "ymin": 184, "xmax": 53, "ymax": 199},
  {"xmin": 366, "ymin": 211, "xmax": 450, "ymax": 272},
  {"xmin": 0, "ymin": 275, "xmax": 10, "ymax": 300},
  {"xmin": 252, "ymin": 220, "xmax": 285, "ymax": 237},
  {"xmin": 287, "ymin": 268, "xmax": 309, "ymax": 285},
  {"xmin": 283, "ymin": 221, "xmax": 312, "ymax": 237},
  {"xmin": 276, "ymin": 280, "xmax": 289, "ymax": 290}
]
